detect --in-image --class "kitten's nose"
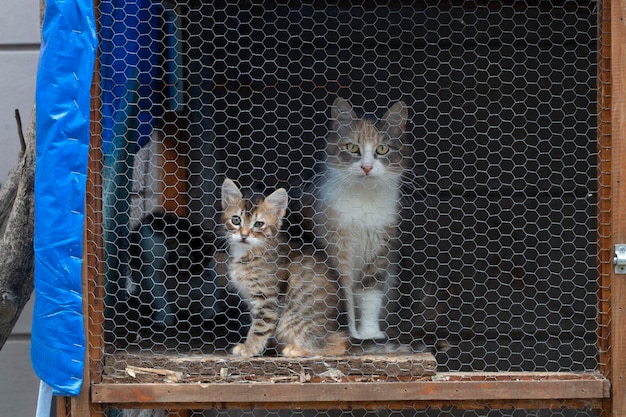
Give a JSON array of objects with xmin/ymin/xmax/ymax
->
[{"xmin": 361, "ymin": 165, "xmax": 373, "ymax": 175}]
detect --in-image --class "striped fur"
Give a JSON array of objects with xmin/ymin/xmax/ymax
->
[
  {"xmin": 312, "ymin": 98, "xmax": 409, "ymax": 340},
  {"xmin": 221, "ymin": 178, "xmax": 347, "ymax": 357}
]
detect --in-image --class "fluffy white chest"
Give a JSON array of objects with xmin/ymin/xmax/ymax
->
[
  {"xmin": 325, "ymin": 181, "xmax": 399, "ymax": 269},
  {"xmin": 330, "ymin": 183, "xmax": 399, "ymax": 228}
]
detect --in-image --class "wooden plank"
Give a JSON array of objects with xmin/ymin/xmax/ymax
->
[
  {"xmin": 597, "ymin": 0, "xmax": 612, "ymax": 376},
  {"xmin": 56, "ymin": 396, "xmax": 70, "ymax": 417},
  {"xmin": 92, "ymin": 372, "xmax": 609, "ymax": 407},
  {"xmin": 95, "ymin": 400, "xmax": 605, "ymax": 412},
  {"xmin": 67, "ymin": 229, "xmax": 94, "ymax": 417},
  {"xmin": 611, "ymin": 1, "xmax": 626, "ymax": 417},
  {"xmin": 102, "ymin": 353, "xmax": 437, "ymax": 384},
  {"xmin": 83, "ymin": 5, "xmax": 105, "ymax": 415}
]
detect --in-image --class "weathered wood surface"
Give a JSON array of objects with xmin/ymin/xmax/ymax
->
[
  {"xmin": 103, "ymin": 352, "xmax": 437, "ymax": 384},
  {"xmin": 610, "ymin": 1, "xmax": 626, "ymax": 417},
  {"xmin": 92, "ymin": 371, "xmax": 609, "ymax": 409},
  {"xmin": 0, "ymin": 107, "xmax": 35, "ymax": 350}
]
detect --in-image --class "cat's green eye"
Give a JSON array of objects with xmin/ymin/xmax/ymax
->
[
  {"xmin": 231, "ymin": 215, "xmax": 242, "ymax": 226},
  {"xmin": 346, "ymin": 143, "xmax": 360, "ymax": 154},
  {"xmin": 376, "ymin": 144, "xmax": 390, "ymax": 155},
  {"xmin": 254, "ymin": 221, "xmax": 265, "ymax": 228}
]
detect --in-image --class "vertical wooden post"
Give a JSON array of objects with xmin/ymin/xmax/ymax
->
[
  {"xmin": 598, "ymin": 1, "xmax": 613, "ymax": 416},
  {"xmin": 74, "ymin": 2, "xmax": 105, "ymax": 413},
  {"xmin": 67, "ymin": 228, "xmax": 94, "ymax": 416},
  {"xmin": 610, "ymin": 1, "xmax": 626, "ymax": 415}
]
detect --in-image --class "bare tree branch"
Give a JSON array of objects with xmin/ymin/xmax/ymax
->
[
  {"xmin": 0, "ymin": 111, "xmax": 28, "ymax": 236},
  {"xmin": 0, "ymin": 105, "xmax": 36, "ymax": 349},
  {"xmin": 15, "ymin": 109, "xmax": 26, "ymax": 153}
]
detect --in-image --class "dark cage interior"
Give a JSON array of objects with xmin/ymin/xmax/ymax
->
[{"xmin": 96, "ymin": 0, "xmax": 598, "ymax": 380}]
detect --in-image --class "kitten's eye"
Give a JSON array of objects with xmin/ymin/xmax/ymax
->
[
  {"xmin": 346, "ymin": 143, "xmax": 360, "ymax": 154},
  {"xmin": 254, "ymin": 221, "xmax": 265, "ymax": 228},
  {"xmin": 376, "ymin": 144, "xmax": 390, "ymax": 155},
  {"xmin": 231, "ymin": 215, "xmax": 241, "ymax": 226}
]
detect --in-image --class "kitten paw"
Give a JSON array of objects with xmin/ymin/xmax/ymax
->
[
  {"xmin": 358, "ymin": 329, "xmax": 386, "ymax": 340},
  {"xmin": 231, "ymin": 343, "xmax": 257, "ymax": 357},
  {"xmin": 282, "ymin": 344, "xmax": 308, "ymax": 357}
]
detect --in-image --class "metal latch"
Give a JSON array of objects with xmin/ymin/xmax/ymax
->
[{"xmin": 615, "ymin": 245, "xmax": 626, "ymax": 274}]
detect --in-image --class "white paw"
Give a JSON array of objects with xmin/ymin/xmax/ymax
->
[
  {"xmin": 358, "ymin": 321, "xmax": 385, "ymax": 340},
  {"xmin": 231, "ymin": 343, "xmax": 256, "ymax": 357}
]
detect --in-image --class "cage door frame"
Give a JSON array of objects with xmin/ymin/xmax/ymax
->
[{"xmin": 60, "ymin": 0, "xmax": 622, "ymax": 415}]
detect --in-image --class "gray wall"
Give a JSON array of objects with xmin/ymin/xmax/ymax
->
[{"xmin": 0, "ymin": 0, "xmax": 41, "ymax": 416}]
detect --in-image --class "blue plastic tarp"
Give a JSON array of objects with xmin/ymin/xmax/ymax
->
[
  {"xmin": 31, "ymin": 0, "xmax": 96, "ymax": 397},
  {"xmin": 31, "ymin": 0, "xmax": 178, "ymax": 397},
  {"xmin": 99, "ymin": 0, "xmax": 181, "ymax": 154}
]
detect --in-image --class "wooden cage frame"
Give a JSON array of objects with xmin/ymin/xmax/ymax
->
[{"xmin": 58, "ymin": 1, "xmax": 626, "ymax": 415}]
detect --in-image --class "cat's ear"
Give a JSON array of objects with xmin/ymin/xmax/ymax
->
[
  {"xmin": 382, "ymin": 101, "xmax": 408, "ymax": 139},
  {"xmin": 263, "ymin": 188, "xmax": 289, "ymax": 219},
  {"xmin": 331, "ymin": 97, "xmax": 357, "ymax": 137},
  {"xmin": 221, "ymin": 178, "xmax": 243, "ymax": 209}
]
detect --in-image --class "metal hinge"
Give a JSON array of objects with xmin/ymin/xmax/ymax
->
[{"xmin": 615, "ymin": 245, "xmax": 626, "ymax": 274}]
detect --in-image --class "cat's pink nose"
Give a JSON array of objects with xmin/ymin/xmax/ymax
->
[{"xmin": 361, "ymin": 165, "xmax": 373, "ymax": 175}]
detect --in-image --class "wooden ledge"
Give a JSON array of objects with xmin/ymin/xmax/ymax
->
[
  {"xmin": 96, "ymin": 353, "xmax": 609, "ymax": 408},
  {"xmin": 92, "ymin": 370, "xmax": 609, "ymax": 409},
  {"xmin": 102, "ymin": 352, "xmax": 437, "ymax": 384}
]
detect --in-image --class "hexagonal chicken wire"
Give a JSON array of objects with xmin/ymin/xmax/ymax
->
[{"xmin": 61, "ymin": 1, "xmax": 623, "ymax": 416}]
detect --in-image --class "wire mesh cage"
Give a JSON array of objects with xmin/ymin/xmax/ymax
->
[{"xmin": 80, "ymin": 0, "xmax": 608, "ymax": 416}]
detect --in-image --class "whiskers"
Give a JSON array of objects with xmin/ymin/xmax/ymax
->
[
  {"xmin": 313, "ymin": 163, "xmax": 395, "ymax": 194},
  {"xmin": 307, "ymin": 167, "xmax": 355, "ymax": 194},
  {"xmin": 212, "ymin": 234, "xmax": 231, "ymax": 253},
  {"xmin": 306, "ymin": 162, "xmax": 436, "ymax": 220}
]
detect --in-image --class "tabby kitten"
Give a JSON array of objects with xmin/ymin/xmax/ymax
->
[
  {"xmin": 311, "ymin": 97, "xmax": 409, "ymax": 341},
  {"xmin": 221, "ymin": 178, "xmax": 347, "ymax": 357}
]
